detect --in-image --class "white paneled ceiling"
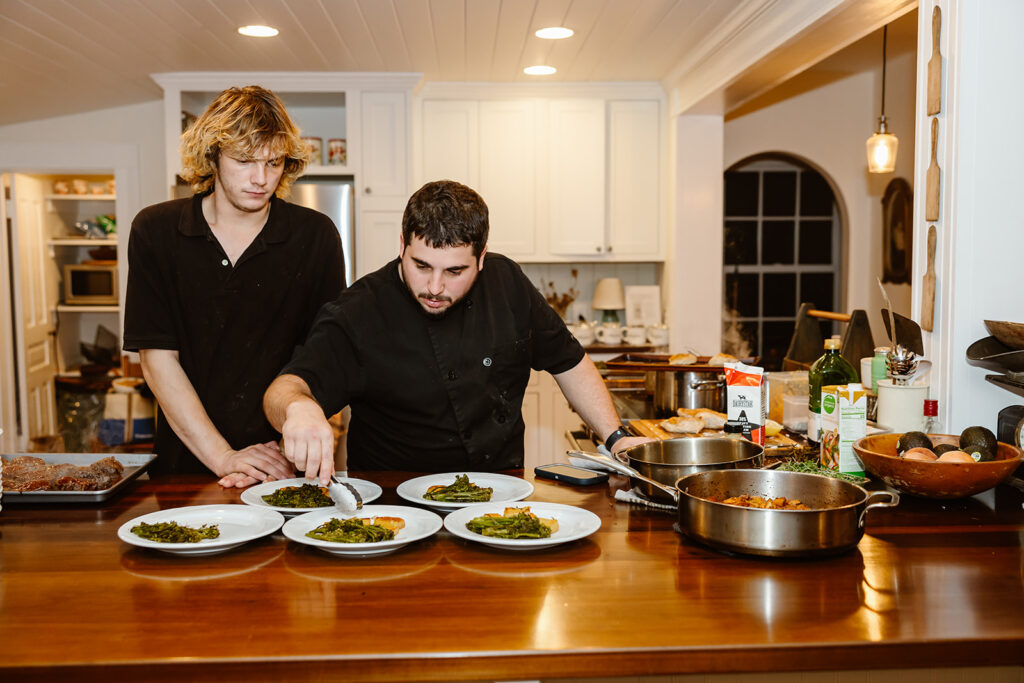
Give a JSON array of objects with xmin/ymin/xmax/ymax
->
[{"xmin": 0, "ymin": 0, "xmax": 748, "ymax": 126}]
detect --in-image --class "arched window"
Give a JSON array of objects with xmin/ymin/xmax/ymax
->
[{"xmin": 723, "ymin": 156, "xmax": 842, "ymax": 370}]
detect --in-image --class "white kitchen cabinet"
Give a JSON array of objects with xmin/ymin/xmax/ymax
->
[
  {"xmin": 479, "ymin": 100, "xmax": 538, "ymax": 257},
  {"xmin": 608, "ymin": 100, "xmax": 662, "ymax": 257},
  {"xmin": 421, "ymin": 100, "xmax": 478, "ymax": 186},
  {"xmin": 355, "ymin": 210, "xmax": 401, "ymax": 280},
  {"xmin": 360, "ymin": 91, "xmax": 410, "ymax": 209},
  {"xmin": 547, "ymin": 99, "xmax": 607, "ymax": 257},
  {"xmin": 522, "ymin": 370, "xmax": 580, "ymax": 471}
]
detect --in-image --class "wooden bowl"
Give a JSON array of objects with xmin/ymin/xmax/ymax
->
[
  {"xmin": 852, "ymin": 433, "xmax": 1022, "ymax": 499},
  {"xmin": 984, "ymin": 320, "xmax": 1024, "ymax": 350}
]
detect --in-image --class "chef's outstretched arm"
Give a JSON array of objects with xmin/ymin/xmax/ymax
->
[
  {"xmin": 264, "ymin": 374, "xmax": 336, "ymax": 485},
  {"xmin": 552, "ymin": 355, "xmax": 654, "ymax": 456}
]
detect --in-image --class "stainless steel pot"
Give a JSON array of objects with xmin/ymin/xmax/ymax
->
[
  {"xmin": 620, "ymin": 438, "xmax": 763, "ymax": 503},
  {"xmin": 648, "ymin": 370, "xmax": 726, "ymax": 417},
  {"xmin": 674, "ymin": 469, "xmax": 898, "ymax": 557}
]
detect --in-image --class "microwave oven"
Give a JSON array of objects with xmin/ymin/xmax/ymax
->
[{"xmin": 63, "ymin": 263, "xmax": 118, "ymax": 305}]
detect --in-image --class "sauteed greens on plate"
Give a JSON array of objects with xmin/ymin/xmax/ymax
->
[
  {"xmin": 466, "ymin": 507, "xmax": 557, "ymax": 539},
  {"xmin": 261, "ymin": 483, "xmax": 333, "ymax": 508},
  {"xmin": 131, "ymin": 521, "xmax": 220, "ymax": 543},
  {"xmin": 423, "ymin": 474, "xmax": 493, "ymax": 502},
  {"xmin": 305, "ymin": 517, "xmax": 404, "ymax": 543}
]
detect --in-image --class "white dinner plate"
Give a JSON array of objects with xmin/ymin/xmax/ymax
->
[
  {"xmin": 117, "ymin": 504, "xmax": 284, "ymax": 556},
  {"xmin": 240, "ymin": 476, "xmax": 382, "ymax": 516},
  {"xmin": 281, "ymin": 505, "xmax": 443, "ymax": 558},
  {"xmin": 395, "ymin": 472, "xmax": 533, "ymax": 512},
  {"xmin": 443, "ymin": 501, "xmax": 602, "ymax": 551}
]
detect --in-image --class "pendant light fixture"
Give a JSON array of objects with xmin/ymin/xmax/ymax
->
[{"xmin": 866, "ymin": 25, "xmax": 898, "ymax": 173}]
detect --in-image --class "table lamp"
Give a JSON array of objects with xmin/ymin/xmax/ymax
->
[{"xmin": 592, "ymin": 277, "xmax": 625, "ymax": 323}]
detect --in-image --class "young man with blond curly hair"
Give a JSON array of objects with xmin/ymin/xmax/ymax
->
[{"xmin": 124, "ymin": 86, "xmax": 345, "ymax": 487}]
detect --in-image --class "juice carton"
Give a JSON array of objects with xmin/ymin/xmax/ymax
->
[
  {"xmin": 724, "ymin": 362, "xmax": 766, "ymax": 446},
  {"xmin": 819, "ymin": 383, "xmax": 867, "ymax": 476}
]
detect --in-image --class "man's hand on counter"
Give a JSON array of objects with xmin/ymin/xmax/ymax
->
[
  {"xmin": 610, "ymin": 435, "xmax": 656, "ymax": 457},
  {"xmin": 216, "ymin": 441, "xmax": 295, "ymax": 488}
]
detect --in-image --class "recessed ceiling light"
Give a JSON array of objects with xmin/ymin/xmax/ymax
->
[
  {"xmin": 524, "ymin": 65, "xmax": 557, "ymax": 76},
  {"xmin": 238, "ymin": 25, "xmax": 279, "ymax": 37},
  {"xmin": 535, "ymin": 27, "xmax": 574, "ymax": 40}
]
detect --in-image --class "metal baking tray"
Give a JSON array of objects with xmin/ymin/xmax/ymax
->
[
  {"xmin": 2, "ymin": 452, "xmax": 157, "ymax": 503},
  {"xmin": 604, "ymin": 353, "xmax": 759, "ymax": 372}
]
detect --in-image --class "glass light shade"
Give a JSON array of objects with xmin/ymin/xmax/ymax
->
[{"xmin": 866, "ymin": 131, "xmax": 898, "ymax": 173}]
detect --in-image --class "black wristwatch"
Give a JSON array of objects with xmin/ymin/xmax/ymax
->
[{"xmin": 603, "ymin": 426, "xmax": 632, "ymax": 452}]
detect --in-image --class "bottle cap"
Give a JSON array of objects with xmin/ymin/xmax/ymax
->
[
  {"xmin": 824, "ymin": 338, "xmax": 841, "ymax": 350},
  {"xmin": 723, "ymin": 421, "xmax": 742, "ymax": 433},
  {"xmin": 923, "ymin": 399, "xmax": 938, "ymax": 416}
]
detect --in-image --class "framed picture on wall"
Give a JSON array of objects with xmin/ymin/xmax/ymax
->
[{"xmin": 882, "ymin": 177, "xmax": 913, "ymax": 284}]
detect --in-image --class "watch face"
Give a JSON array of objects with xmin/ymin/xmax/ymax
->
[{"xmin": 1016, "ymin": 417, "xmax": 1024, "ymax": 448}]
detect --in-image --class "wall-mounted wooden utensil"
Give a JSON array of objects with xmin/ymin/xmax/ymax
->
[
  {"xmin": 927, "ymin": 7, "xmax": 942, "ymax": 115},
  {"xmin": 921, "ymin": 224, "xmax": 937, "ymax": 332},
  {"xmin": 926, "ymin": 117, "xmax": 940, "ymax": 221}
]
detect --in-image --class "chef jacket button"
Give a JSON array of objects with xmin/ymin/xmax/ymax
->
[
  {"xmin": 482, "ymin": 357, "xmax": 492, "ymax": 367},
  {"xmin": 482, "ymin": 453, "xmax": 491, "ymax": 461},
  {"xmin": 497, "ymin": 414, "xmax": 506, "ymax": 424},
  {"xmin": 448, "ymin": 370, "xmax": 457, "ymax": 381},
  {"xmin": 467, "ymin": 299, "xmax": 473, "ymax": 308},
  {"xmin": 221, "ymin": 259, "xmax": 229, "ymax": 266}
]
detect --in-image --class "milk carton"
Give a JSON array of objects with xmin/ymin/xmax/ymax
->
[{"xmin": 819, "ymin": 383, "xmax": 867, "ymax": 476}]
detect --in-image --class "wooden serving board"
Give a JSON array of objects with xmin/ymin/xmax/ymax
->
[
  {"xmin": 926, "ymin": 117, "xmax": 940, "ymax": 221},
  {"xmin": 927, "ymin": 6, "xmax": 942, "ymax": 115},
  {"xmin": 627, "ymin": 419, "xmax": 801, "ymax": 451},
  {"xmin": 604, "ymin": 353, "xmax": 757, "ymax": 372}
]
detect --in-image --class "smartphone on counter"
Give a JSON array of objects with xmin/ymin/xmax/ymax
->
[{"xmin": 534, "ymin": 463, "xmax": 609, "ymax": 486}]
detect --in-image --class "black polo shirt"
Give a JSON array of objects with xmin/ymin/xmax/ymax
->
[
  {"xmin": 123, "ymin": 193, "xmax": 345, "ymax": 475},
  {"xmin": 282, "ymin": 254, "xmax": 585, "ymax": 472}
]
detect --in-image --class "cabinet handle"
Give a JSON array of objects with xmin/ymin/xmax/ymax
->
[
  {"xmin": 607, "ymin": 245, "xmax": 613, "ymax": 253},
  {"xmin": 364, "ymin": 187, "xmax": 372, "ymax": 195},
  {"xmin": 595, "ymin": 246, "xmax": 602, "ymax": 253}
]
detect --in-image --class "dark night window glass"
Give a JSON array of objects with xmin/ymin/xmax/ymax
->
[
  {"xmin": 800, "ymin": 170, "xmax": 833, "ymax": 216},
  {"xmin": 761, "ymin": 220, "xmax": 794, "ymax": 264},
  {"xmin": 799, "ymin": 273, "xmax": 834, "ymax": 312},
  {"xmin": 724, "ymin": 172, "xmax": 758, "ymax": 216},
  {"xmin": 724, "ymin": 272, "xmax": 759, "ymax": 317},
  {"xmin": 721, "ymin": 321, "xmax": 759, "ymax": 357},
  {"xmin": 799, "ymin": 220, "xmax": 833, "ymax": 264},
  {"xmin": 763, "ymin": 321, "xmax": 797, "ymax": 371},
  {"xmin": 762, "ymin": 273, "xmax": 796, "ymax": 317},
  {"xmin": 724, "ymin": 221, "xmax": 757, "ymax": 265},
  {"xmin": 762, "ymin": 172, "xmax": 796, "ymax": 216}
]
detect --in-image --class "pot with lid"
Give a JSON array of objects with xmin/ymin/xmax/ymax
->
[{"xmin": 648, "ymin": 369, "xmax": 726, "ymax": 417}]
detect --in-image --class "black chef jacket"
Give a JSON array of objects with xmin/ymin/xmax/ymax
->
[
  {"xmin": 123, "ymin": 193, "xmax": 345, "ymax": 475},
  {"xmin": 282, "ymin": 254, "xmax": 585, "ymax": 471}
]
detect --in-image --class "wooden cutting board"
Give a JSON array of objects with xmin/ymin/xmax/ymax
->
[
  {"xmin": 926, "ymin": 117, "xmax": 940, "ymax": 221},
  {"xmin": 927, "ymin": 6, "xmax": 942, "ymax": 115},
  {"xmin": 628, "ymin": 419, "xmax": 800, "ymax": 450},
  {"xmin": 921, "ymin": 224, "xmax": 937, "ymax": 331}
]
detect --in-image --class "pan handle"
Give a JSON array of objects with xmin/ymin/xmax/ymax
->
[
  {"xmin": 566, "ymin": 450, "xmax": 680, "ymax": 502},
  {"xmin": 858, "ymin": 490, "xmax": 900, "ymax": 528}
]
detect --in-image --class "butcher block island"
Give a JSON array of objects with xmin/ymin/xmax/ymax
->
[{"xmin": 2, "ymin": 470, "xmax": 1023, "ymax": 682}]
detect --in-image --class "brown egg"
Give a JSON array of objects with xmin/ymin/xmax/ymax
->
[
  {"xmin": 902, "ymin": 447, "xmax": 938, "ymax": 461},
  {"xmin": 937, "ymin": 450, "xmax": 975, "ymax": 463}
]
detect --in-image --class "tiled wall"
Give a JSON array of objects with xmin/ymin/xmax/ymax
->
[{"xmin": 521, "ymin": 262, "xmax": 661, "ymax": 324}]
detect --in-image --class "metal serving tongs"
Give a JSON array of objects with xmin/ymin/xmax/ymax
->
[{"xmin": 328, "ymin": 475, "xmax": 363, "ymax": 513}]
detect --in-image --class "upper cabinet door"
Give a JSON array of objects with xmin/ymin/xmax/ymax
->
[
  {"xmin": 421, "ymin": 100, "xmax": 478, "ymax": 188},
  {"xmin": 480, "ymin": 100, "xmax": 537, "ymax": 257},
  {"xmin": 361, "ymin": 91, "xmax": 408, "ymax": 207},
  {"xmin": 547, "ymin": 99, "xmax": 606, "ymax": 256},
  {"xmin": 608, "ymin": 100, "xmax": 661, "ymax": 257}
]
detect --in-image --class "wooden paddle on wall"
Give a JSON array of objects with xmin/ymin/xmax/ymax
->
[
  {"xmin": 926, "ymin": 117, "xmax": 940, "ymax": 221},
  {"xmin": 927, "ymin": 7, "xmax": 942, "ymax": 115},
  {"xmin": 921, "ymin": 224, "xmax": 937, "ymax": 332}
]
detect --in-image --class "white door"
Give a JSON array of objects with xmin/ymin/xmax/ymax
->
[
  {"xmin": 421, "ymin": 100, "xmax": 478, "ymax": 187},
  {"xmin": 547, "ymin": 99, "xmax": 606, "ymax": 256},
  {"xmin": 10, "ymin": 174, "xmax": 59, "ymax": 445},
  {"xmin": 608, "ymin": 100, "xmax": 662, "ymax": 257},
  {"xmin": 480, "ymin": 100, "xmax": 537, "ymax": 257},
  {"xmin": 360, "ymin": 92, "xmax": 409, "ymax": 209}
]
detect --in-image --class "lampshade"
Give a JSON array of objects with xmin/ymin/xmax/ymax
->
[{"xmin": 592, "ymin": 278, "xmax": 625, "ymax": 310}]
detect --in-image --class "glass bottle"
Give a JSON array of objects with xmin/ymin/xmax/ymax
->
[
  {"xmin": 922, "ymin": 399, "xmax": 941, "ymax": 434},
  {"xmin": 807, "ymin": 336, "xmax": 861, "ymax": 446}
]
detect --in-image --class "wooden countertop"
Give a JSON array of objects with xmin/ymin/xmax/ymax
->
[{"xmin": 2, "ymin": 470, "xmax": 1024, "ymax": 681}]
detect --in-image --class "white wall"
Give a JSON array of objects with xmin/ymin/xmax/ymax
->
[
  {"xmin": 0, "ymin": 100, "xmax": 166, "ymax": 210},
  {"xmin": 722, "ymin": 51, "xmax": 918, "ymax": 348}
]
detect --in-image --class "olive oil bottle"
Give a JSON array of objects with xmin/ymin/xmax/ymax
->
[{"xmin": 807, "ymin": 337, "xmax": 860, "ymax": 446}]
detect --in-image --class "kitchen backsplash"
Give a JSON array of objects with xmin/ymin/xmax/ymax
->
[{"xmin": 521, "ymin": 262, "xmax": 660, "ymax": 323}]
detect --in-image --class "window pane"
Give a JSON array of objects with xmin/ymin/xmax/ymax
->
[
  {"xmin": 761, "ymin": 220, "xmax": 794, "ymax": 264},
  {"xmin": 725, "ymin": 272, "xmax": 759, "ymax": 317},
  {"xmin": 800, "ymin": 170, "xmax": 834, "ymax": 216},
  {"xmin": 762, "ymin": 273, "xmax": 796, "ymax": 317},
  {"xmin": 762, "ymin": 320, "xmax": 796, "ymax": 371},
  {"xmin": 725, "ymin": 171, "xmax": 758, "ymax": 216},
  {"xmin": 800, "ymin": 273, "xmax": 834, "ymax": 311},
  {"xmin": 799, "ymin": 220, "xmax": 833, "ymax": 264},
  {"xmin": 724, "ymin": 221, "xmax": 757, "ymax": 265},
  {"xmin": 762, "ymin": 172, "xmax": 796, "ymax": 216}
]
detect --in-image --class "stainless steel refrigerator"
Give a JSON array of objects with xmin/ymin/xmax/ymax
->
[{"xmin": 290, "ymin": 176, "xmax": 356, "ymax": 285}]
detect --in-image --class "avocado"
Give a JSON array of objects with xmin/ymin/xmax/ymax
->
[
  {"xmin": 933, "ymin": 443, "xmax": 959, "ymax": 456},
  {"xmin": 960, "ymin": 426, "xmax": 998, "ymax": 455},
  {"xmin": 962, "ymin": 445, "xmax": 994, "ymax": 462},
  {"xmin": 896, "ymin": 431, "xmax": 933, "ymax": 455}
]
